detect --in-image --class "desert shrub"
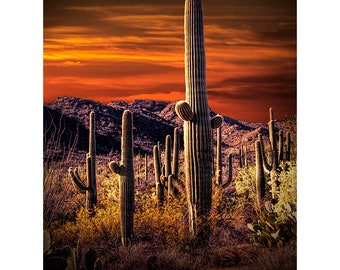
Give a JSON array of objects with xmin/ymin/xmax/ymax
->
[
  {"xmin": 134, "ymin": 193, "xmax": 190, "ymax": 247},
  {"xmin": 247, "ymin": 163, "xmax": 297, "ymax": 247}
]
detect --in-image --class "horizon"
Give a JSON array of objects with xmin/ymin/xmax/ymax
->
[
  {"xmin": 44, "ymin": 0, "xmax": 296, "ymax": 122},
  {"xmin": 45, "ymin": 95, "xmax": 295, "ymax": 123}
]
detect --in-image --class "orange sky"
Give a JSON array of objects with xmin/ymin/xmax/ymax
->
[{"xmin": 44, "ymin": 0, "xmax": 296, "ymax": 122}]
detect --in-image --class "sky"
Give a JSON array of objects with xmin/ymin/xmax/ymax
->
[{"xmin": 44, "ymin": 0, "xmax": 296, "ymax": 122}]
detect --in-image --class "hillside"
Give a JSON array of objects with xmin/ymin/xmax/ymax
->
[{"xmin": 44, "ymin": 96, "xmax": 290, "ymax": 160}]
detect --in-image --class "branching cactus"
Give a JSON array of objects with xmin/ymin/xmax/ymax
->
[
  {"xmin": 258, "ymin": 108, "xmax": 281, "ymax": 199},
  {"xmin": 108, "ymin": 110, "xmax": 135, "ymax": 246},
  {"xmin": 255, "ymin": 140, "xmax": 265, "ymax": 207},
  {"xmin": 175, "ymin": 0, "xmax": 223, "ymax": 239},
  {"xmin": 68, "ymin": 111, "xmax": 97, "ymax": 213}
]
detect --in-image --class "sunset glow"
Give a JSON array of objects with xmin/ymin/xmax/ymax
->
[{"xmin": 44, "ymin": 0, "xmax": 296, "ymax": 122}]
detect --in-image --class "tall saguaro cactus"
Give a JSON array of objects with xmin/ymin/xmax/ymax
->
[
  {"xmin": 175, "ymin": 0, "xmax": 223, "ymax": 239},
  {"xmin": 68, "ymin": 111, "xmax": 97, "ymax": 213},
  {"xmin": 109, "ymin": 110, "xmax": 135, "ymax": 246}
]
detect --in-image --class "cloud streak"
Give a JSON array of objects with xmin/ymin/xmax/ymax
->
[{"xmin": 44, "ymin": 0, "xmax": 296, "ymax": 122}]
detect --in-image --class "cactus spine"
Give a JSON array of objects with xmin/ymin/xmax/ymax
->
[
  {"xmin": 68, "ymin": 111, "xmax": 97, "ymax": 213},
  {"xmin": 109, "ymin": 110, "xmax": 135, "ymax": 246},
  {"xmin": 175, "ymin": 0, "xmax": 223, "ymax": 239}
]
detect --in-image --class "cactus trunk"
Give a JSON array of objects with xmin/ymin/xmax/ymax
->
[
  {"xmin": 172, "ymin": 127, "xmax": 179, "ymax": 180},
  {"xmin": 88, "ymin": 111, "xmax": 97, "ymax": 208},
  {"xmin": 183, "ymin": 0, "xmax": 213, "ymax": 238},
  {"xmin": 153, "ymin": 145, "xmax": 164, "ymax": 207},
  {"xmin": 216, "ymin": 126, "xmax": 222, "ymax": 186},
  {"xmin": 286, "ymin": 131, "xmax": 291, "ymax": 161},
  {"xmin": 68, "ymin": 111, "xmax": 97, "ymax": 214},
  {"xmin": 255, "ymin": 140, "xmax": 265, "ymax": 207},
  {"xmin": 109, "ymin": 110, "xmax": 135, "ymax": 246},
  {"xmin": 119, "ymin": 110, "xmax": 135, "ymax": 246}
]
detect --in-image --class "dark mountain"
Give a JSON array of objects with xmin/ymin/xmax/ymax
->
[{"xmin": 44, "ymin": 96, "xmax": 269, "ymax": 157}]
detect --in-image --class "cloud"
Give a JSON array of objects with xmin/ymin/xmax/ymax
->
[{"xmin": 43, "ymin": 0, "xmax": 296, "ymax": 122}]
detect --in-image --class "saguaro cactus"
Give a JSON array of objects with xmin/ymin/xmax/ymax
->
[
  {"xmin": 153, "ymin": 145, "xmax": 164, "ymax": 207},
  {"xmin": 278, "ymin": 130, "xmax": 284, "ymax": 162},
  {"xmin": 144, "ymin": 154, "xmax": 148, "ymax": 183},
  {"xmin": 286, "ymin": 131, "xmax": 291, "ymax": 161},
  {"xmin": 172, "ymin": 127, "xmax": 179, "ymax": 180},
  {"xmin": 68, "ymin": 111, "xmax": 97, "ymax": 213},
  {"xmin": 255, "ymin": 140, "xmax": 265, "ymax": 207},
  {"xmin": 175, "ymin": 0, "xmax": 223, "ymax": 239},
  {"xmin": 215, "ymin": 126, "xmax": 233, "ymax": 187},
  {"xmin": 109, "ymin": 110, "xmax": 135, "ymax": 246}
]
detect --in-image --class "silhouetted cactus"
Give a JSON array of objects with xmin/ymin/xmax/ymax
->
[
  {"xmin": 144, "ymin": 154, "xmax": 148, "ymax": 183},
  {"xmin": 153, "ymin": 145, "xmax": 164, "ymax": 207},
  {"xmin": 68, "ymin": 111, "xmax": 97, "ymax": 213},
  {"xmin": 278, "ymin": 130, "xmax": 284, "ymax": 162},
  {"xmin": 286, "ymin": 131, "xmax": 291, "ymax": 161},
  {"xmin": 222, "ymin": 153, "xmax": 233, "ymax": 188},
  {"xmin": 172, "ymin": 127, "xmax": 179, "ymax": 180},
  {"xmin": 108, "ymin": 110, "xmax": 135, "ymax": 246},
  {"xmin": 175, "ymin": 0, "xmax": 222, "ymax": 239},
  {"xmin": 215, "ymin": 126, "xmax": 233, "ymax": 187},
  {"xmin": 255, "ymin": 140, "xmax": 265, "ymax": 207}
]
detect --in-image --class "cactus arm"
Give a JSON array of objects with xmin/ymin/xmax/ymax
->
[
  {"xmin": 210, "ymin": 114, "xmax": 223, "ymax": 129},
  {"xmin": 222, "ymin": 153, "xmax": 233, "ymax": 188},
  {"xmin": 175, "ymin": 100, "xmax": 194, "ymax": 121},
  {"xmin": 68, "ymin": 167, "xmax": 88, "ymax": 194},
  {"xmin": 109, "ymin": 161, "xmax": 122, "ymax": 174},
  {"xmin": 258, "ymin": 134, "xmax": 272, "ymax": 173}
]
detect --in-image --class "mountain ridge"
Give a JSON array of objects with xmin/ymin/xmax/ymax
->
[{"xmin": 44, "ymin": 96, "xmax": 272, "ymax": 157}]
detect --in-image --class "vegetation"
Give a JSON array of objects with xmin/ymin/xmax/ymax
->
[{"xmin": 44, "ymin": 132, "xmax": 296, "ymax": 269}]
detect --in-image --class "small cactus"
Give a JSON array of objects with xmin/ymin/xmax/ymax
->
[
  {"xmin": 68, "ymin": 111, "xmax": 97, "ymax": 213},
  {"xmin": 108, "ymin": 110, "xmax": 135, "ymax": 246}
]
